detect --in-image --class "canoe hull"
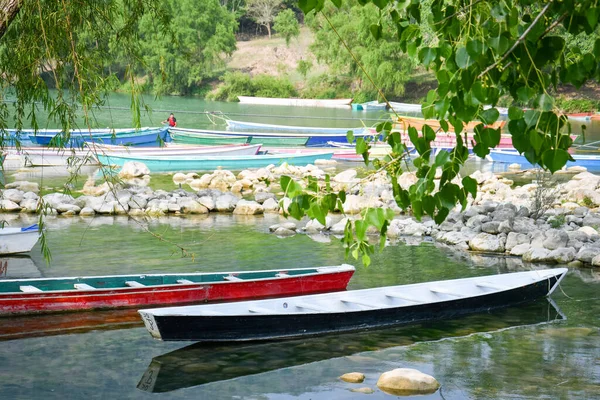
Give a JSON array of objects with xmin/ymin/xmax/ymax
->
[
  {"xmin": 237, "ymin": 96, "xmax": 352, "ymax": 108},
  {"xmin": 96, "ymin": 151, "xmax": 333, "ymax": 172},
  {"xmin": 488, "ymin": 149, "xmax": 600, "ymax": 171},
  {"xmin": 29, "ymin": 128, "xmax": 170, "ymax": 147},
  {"xmin": 225, "ymin": 119, "xmax": 367, "ymax": 135},
  {"xmin": 170, "ymin": 128, "xmax": 309, "ymax": 147},
  {"xmin": 0, "ymin": 229, "xmax": 40, "ymax": 255},
  {"xmin": 139, "ymin": 269, "xmax": 566, "ymax": 341},
  {"xmin": 0, "ymin": 266, "xmax": 354, "ymax": 316}
]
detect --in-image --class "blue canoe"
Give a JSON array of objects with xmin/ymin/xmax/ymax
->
[
  {"xmin": 487, "ymin": 149, "xmax": 600, "ymax": 171},
  {"xmin": 28, "ymin": 128, "xmax": 170, "ymax": 147},
  {"xmin": 96, "ymin": 151, "xmax": 335, "ymax": 172}
]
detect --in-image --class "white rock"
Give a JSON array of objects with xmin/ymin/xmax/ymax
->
[
  {"xmin": 79, "ymin": 207, "xmax": 95, "ymax": 216},
  {"xmin": 377, "ymin": 368, "xmax": 440, "ymax": 396},
  {"xmin": 522, "ymin": 248, "xmax": 553, "ymax": 263},
  {"xmin": 5, "ymin": 181, "xmax": 39, "ymax": 193},
  {"xmin": 333, "ymin": 169, "xmax": 357, "ymax": 183},
  {"xmin": 178, "ymin": 198, "xmax": 208, "ymax": 214},
  {"xmin": 262, "ymin": 198, "xmax": 279, "ymax": 213},
  {"xmin": 233, "ymin": 200, "xmax": 264, "ymax": 215},
  {"xmin": 118, "ymin": 161, "xmax": 150, "ymax": 178},
  {"xmin": 2, "ymin": 189, "xmax": 24, "ymax": 203},
  {"xmin": 469, "ymin": 233, "xmax": 505, "ymax": 252},
  {"xmin": 510, "ymin": 243, "xmax": 531, "ymax": 256},
  {"xmin": 549, "ymin": 247, "xmax": 576, "ymax": 264},
  {"xmin": 0, "ymin": 199, "xmax": 20, "ymax": 212}
]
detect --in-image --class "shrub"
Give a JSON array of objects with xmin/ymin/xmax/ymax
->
[{"xmin": 207, "ymin": 72, "xmax": 297, "ymax": 102}]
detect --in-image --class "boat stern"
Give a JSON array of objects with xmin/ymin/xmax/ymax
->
[{"xmin": 138, "ymin": 311, "xmax": 162, "ymax": 340}]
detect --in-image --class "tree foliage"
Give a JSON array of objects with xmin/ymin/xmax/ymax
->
[
  {"xmin": 306, "ymin": 0, "xmax": 417, "ymax": 97},
  {"xmin": 246, "ymin": 0, "xmax": 282, "ymax": 38},
  {"xmin": 273, "ymin": 9, "xmax": 300, "ymax": 46},
  {"xmin": 287, "ymin": 0, "xmax": 600, "ymax": 265}
]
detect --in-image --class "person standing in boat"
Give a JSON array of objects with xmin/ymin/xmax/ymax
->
[{"xmin": 162, "ymin": 113, "xmax": 177, "ymax": 127}]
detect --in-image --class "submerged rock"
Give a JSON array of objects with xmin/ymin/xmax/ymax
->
[
  {"xmin": 376, "ymin": 368, "xmax": 440, "ymax": 396},
  {"xmin": 340, "ymin": 372, "xmax": 365, "ymax": 383}
]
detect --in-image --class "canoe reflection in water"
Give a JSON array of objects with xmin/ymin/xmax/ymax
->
[{"xmin": 137, "ymin": 299, "xmax": 565, "ymax": 393}]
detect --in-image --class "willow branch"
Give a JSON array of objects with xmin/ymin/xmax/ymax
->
[{"xmin": 478, "ymin": 2, "xmax": 552, "ymax": 79}]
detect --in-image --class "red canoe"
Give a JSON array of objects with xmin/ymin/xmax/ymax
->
[{"xmin": 0, "ymin": 265, "xmax": 355, "ymax": 316}]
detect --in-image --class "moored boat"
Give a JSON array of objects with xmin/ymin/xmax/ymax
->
[
  {"xmin": 89, "ymin": 142, "xmax": 262, "ymax": 157},
  {"xmin": 28, "ymin": 127, "xmax": 170, "ymax": 147},
  {"xmin": 237, "ymin": 96, "xmax": 352, "ymax": 108},
  {"xmin": 0, "ymin": 265, "xmax": 355, "ymax": 316},
  {"xmin": 4, "ymin": 147, "xmax": 99, "ymax": 167},
  {"xmin": 487, "ymin": 149, "xmax": 600, "ymax": 171},
  {"xmin": 169, "ymin": 127, "xmax": 309, "ymax": 147},
  {"xmin": 0, "ymin": 225, "xmax": 40, "ymax": 255},
  {"xmin": 139, "ymin": 268, "xmax": 567, "ymax": 342},
  {"xmin": 225, "ymin": 119, "xmax": 368, "ymax": 135},
  {"xmin": 97, "ymin": 150, "xmax": 333, "ymax": 172},
  {"xmin": 393, "ymin": 115, "xmax": 507, "ymax": 132}
]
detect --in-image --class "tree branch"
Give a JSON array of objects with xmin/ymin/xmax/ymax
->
[
  {"xmin": 478, "ymin": 2, "xmax": 553, "ymax": 79},
  {"xmin": 0, "ymin": 0, "xmax": 23, "ymax": 40}
]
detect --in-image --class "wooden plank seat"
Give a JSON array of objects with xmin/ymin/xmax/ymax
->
[
  {"xmin": 223, "ymin": 275, "xmax": 243, "ymax": 282},
  {"xmin": 125, "ymin": 281, "xmax": 146, "ymax": 288},
  {"xmin": 176, "ymin": 279, "xmax": 195, "ymax": 285},
  {"xmin": 340, "ymin": 299, "xmax": 382, "ymax": 309},
  {"xmin": 385, "ymin": 292, "xmax": 420, "ymax": 303},
  {"xmin": 74, "ymin": 283, "xmax": 96, "ymax": 290},
  {"xmin": 20, "ymin": 285, "xmax": 43, "ymax": 293}
]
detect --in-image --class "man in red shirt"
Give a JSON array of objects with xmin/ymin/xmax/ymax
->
[{"xmin": 162, "ymin": 113, "xmax": 177, "ymax": 127}]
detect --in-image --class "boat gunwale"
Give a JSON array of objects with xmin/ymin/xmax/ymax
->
[
  {"xmin": 0, "ymin": 265, "xmax": 355, "ymax": 296},
  {"xmin": 142, "ymin": 268, "xmax": 567, "ymax": 317}
]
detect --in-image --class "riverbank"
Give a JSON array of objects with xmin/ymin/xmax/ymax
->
[{"xmin": 3, "ymin": 159, "xmax": 600, "ymax": 270}]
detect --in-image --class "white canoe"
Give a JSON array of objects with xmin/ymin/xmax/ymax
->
[
  {"xmin": 139, "ymin": 268, "xmax": 568, "ymax": 342},
  {"xmin": 237, "ymin": 96, "xmax": 352, "ymax": 108},
  {"xmin": 0, "ymin": 225, "xmax": 40, "ymax": 255}
]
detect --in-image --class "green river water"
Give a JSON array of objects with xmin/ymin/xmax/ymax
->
[{"xmin": 0, "ymin": 96, "xmax": 599, "ymax": 399}]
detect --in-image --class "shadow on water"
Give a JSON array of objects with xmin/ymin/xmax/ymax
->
[{"xmin": 137, "ymin": 298, "xmax": 565, "ymax": 394}]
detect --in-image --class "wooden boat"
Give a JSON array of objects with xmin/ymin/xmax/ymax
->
[
  {"xmin": 237, "ymin": 96, "xmax": 352, "ymax": 108},
  {"xmin": 361, "ymin": 100, "xmax": 388, "ymax": 111},
  {"xmin": 387, "ymin": 101, "xmax": 422, "ymax": 114},
  {"xmin": 137, "ymin": 299, "xmax": 563, "ymax": 392},
  {"xmin": 169, "ymin": 127, "xmax": 309, "ymax": 147},
  {"xmin": 0, "ymin": 225, "xmax": 40, "ymax": 255},
  {"xmin": 393, "ymin": 115, "xmax": 507, "ymax": 133},
  {"xmin": 225, "ymin": 119, "xmax": 368, "ymax": 135},
  {"xmin": 4, "ymin": 146, "xmax": 99, "ymax": 167},
  {"xmin": 88, "ymin": 143, "xmax": 262, "ymax": 157},
  {"xmin": 0, "ymin": 265, "xmax": 355, "ymax": 316},
  {"xmin": 487, "ymin": 149, "xmax": 600, "ymax": 171},
  {"xmin": 96, "ymin": 150, "xmax": 334, "ymax": 172},
  {"xmin": 138, "ymin": 268, "xmax": 567, "ymax": 342},
  {"xmin": 28, "ymin": 127, "xmax": 170, "ymax": 147}
]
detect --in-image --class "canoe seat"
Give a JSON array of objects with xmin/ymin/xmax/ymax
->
[
  {"xmin": 385, "ymin": 292, "xmax": 420, "ymax": 303},
  {"xmin": 341, "ymin": 299, "xmax": 381, "ymax": 309},
  {"xmin": 248, "ymin": 307, "xmax": 273, "ymax": 314},
  {"xmin": 177, "ymin": 279, "xmax": 195, "ymax": 285},
  {"xmin": 430, "ymin": 288, "xmax": 462, "ymax": 297},
  {"xmin": 223, "ymin": 275, "xmax": 243, "ymax": 282},
  {"xmin": 74, "ymin": 283, "xmax": 96, "ymax": 290},
  {"xmin": 125, "ymin": 281, "xmax": 146, "ymax": 288},
  {"xmin": 295, "ymin": 302, "xmax": 326, "ymax": 312},
  {"xmin": 20, "ymin": 285, "xmax": 43, "ymax": 293},
  {"xmin": 275, "ymin": 272, "xmax": 290, "ymax": 278},
  {"xmin": 476, "ymin": 282, "xmax": 508, "ymax": 291}
]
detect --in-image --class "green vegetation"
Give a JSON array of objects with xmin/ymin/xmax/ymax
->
[
  {"xmin": 273, "ymin": 9, "xmax": 301, "ymax": 46},
  {"xmin": 206, "ymin": 71, "xmax": 298, "ymax": 101}
]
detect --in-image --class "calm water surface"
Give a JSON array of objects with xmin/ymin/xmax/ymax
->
[
  {"xmin": 0, "ymin": 97, "xmax": 599, "ymax": 399},
  {"xmin": 0, "ymin": 213, "xmax": 598, "ymax": 399}
]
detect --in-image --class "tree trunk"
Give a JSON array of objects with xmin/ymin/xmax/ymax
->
[
  {"xmin": 0, "ymin": 0, "xmax": 23, "ymax": 40},
  {"xmin": 267, "ymin": 23, "xmax": 271, "ymax": 39}
]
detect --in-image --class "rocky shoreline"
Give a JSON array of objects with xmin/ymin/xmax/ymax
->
[{"xmin": 3, "ymin": 160, "xmax": 600, "ymax": 269}]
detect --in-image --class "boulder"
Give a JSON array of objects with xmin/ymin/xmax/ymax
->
[
  {"xmin": 262, "ymin": 198, "xmax": 279, "ymax": 213},
  {"xmin": 332, "ymin": 169, "xmax": 358, "ymax": 183},
  {"xmin": 232, "ymin": 200, "xmax": 264, "ymax": 215},
  {"xmin": 469, "ymin": 233, "xmax": 505, "ymax": 252},
  {"xmin": 522, "ymin": 248, "xmax": 554, "ymax": 263},
  {"xmin": 576, "ymin": 246, "xmax": 600, "ymax": 264},
  {"xmin": 2, "ymin": 189, "xmax": 24, "ymax": 204},
  {"xmin": 42, "ymin": 193, "xmax": 75, "ymax": 209},
  {"xmin": 304, "ymin": 217, "xmax": 331, "ymax": 233},
  {"xmin": 254, "ymin": 192, "xmax": 276, "ymax": 204},
  {"xmin": 505, "ymin": 232, "xmax": 530, "ymax": 252},
  {"xmin": 0, "ymin": 199, "xmax": 21, "ymax": 212},
  {"xmin": 340, "ymin": 372, "xmax": 365, "ymax": 383},
  {"xmin": 56, "ymin": 203, "xmax": 81, "ymax": 214},
  {"xmin": 215, "ymin": 193, "xmax": 239, "ymax": 212},
  {"xmin": 582, "ymin": 213, "xmax": 600, "ymax": 227},
  {"xmin": 376, "ymin": 368, "xmax": 440, "ymax": 396},
  {"xmin": 510, "ymin": 243, "xmax": 531, "ymax": 256},
  {"xmin": 19, "ymin": 198, "xmax": 39, "ymax": 213},
  {"xmin": 79, "ymin": 207, "xmax": 95, "ymax": 216},
  {"xmin": 4, "ymin": 181, "xmax": 39, "ymax": 193},
  {"xmin": 178, "ymin": 198, "xmax": 209, "ymax": 214},
  {"xmin": 542, "ymin": 229, "xmax": 569, "ymax": 250},
  {"xmin": 273, "ymin": 226, "xmax": 296, "ymax": 236},
  {"xmin": 330, "ymin": 218, "xmax": 350, "ymax": 234},
  {"xmin": 549, "ymin": 247, "xmax": 576, "ymax": 264},
  {"xmin": 269, "ymin": 222, "xmax": 297, "ymax": 232},
  {"xmin": 481, "ymin": 221, "xmax": 501, "ymax": 234},
  {"xmin": 118, "ymin": 161, "xmax": 150, "ymax": 178}
]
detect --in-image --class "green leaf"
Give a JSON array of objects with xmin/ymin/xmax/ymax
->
[
  {"xmin": 541, "ymin": 149, "xmax": 571, "ymax": 173},
  {"xmin": 529, "ymin": 131, "xmax": 545, "ymax": 154},
  {"xmin": 346, "ymin": 131, "xmax": 354, "ymax": 144},
  {"xmin": 422, "ymin": 195, "xmax": 436, "ymax": 216},
  {"xmin": 280, "ymin": 175, "xmax": 303, "ymax": 198},
  {"xmin": 466, "ymin": 39, "xmax": 485, "ymax": 58},
  {"xmin": 434, "ymin": 150, "xmax": 450, "ymax": 167},
  {"xmin": 455, "ymin": 47, "xmax": 473, "ymax": 68},
  {"xmin": 330, "ymin": 0, "xmax": 342, "ymax": 7},
  {"xmin": 371, "ymin": 0, "xmax": 388, "ymax": 9},
  {"xmin": 508, "ymin": 106, "xmax": 524, "ymax": 120},
  {"xmin": 419, "ymin": 47, "xmax": 437, "ymax": 67},
  {"xmin": 434, "ymin": 207, "xmax": 450, "ymax": 225},
  {"xmin": 480, "ymin": 108, "xmax": 500, "ymax": 125},
  {"xmin": 298, "ymin": 0, "xmax": 318, "ymax": 14},
  {"xmin": 462, "ymin": 176, "xmax": 477, "ymax": 198},
  {"xmin": 370, "ymin": 24, "xmax": 383, "ymax": 40}
]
